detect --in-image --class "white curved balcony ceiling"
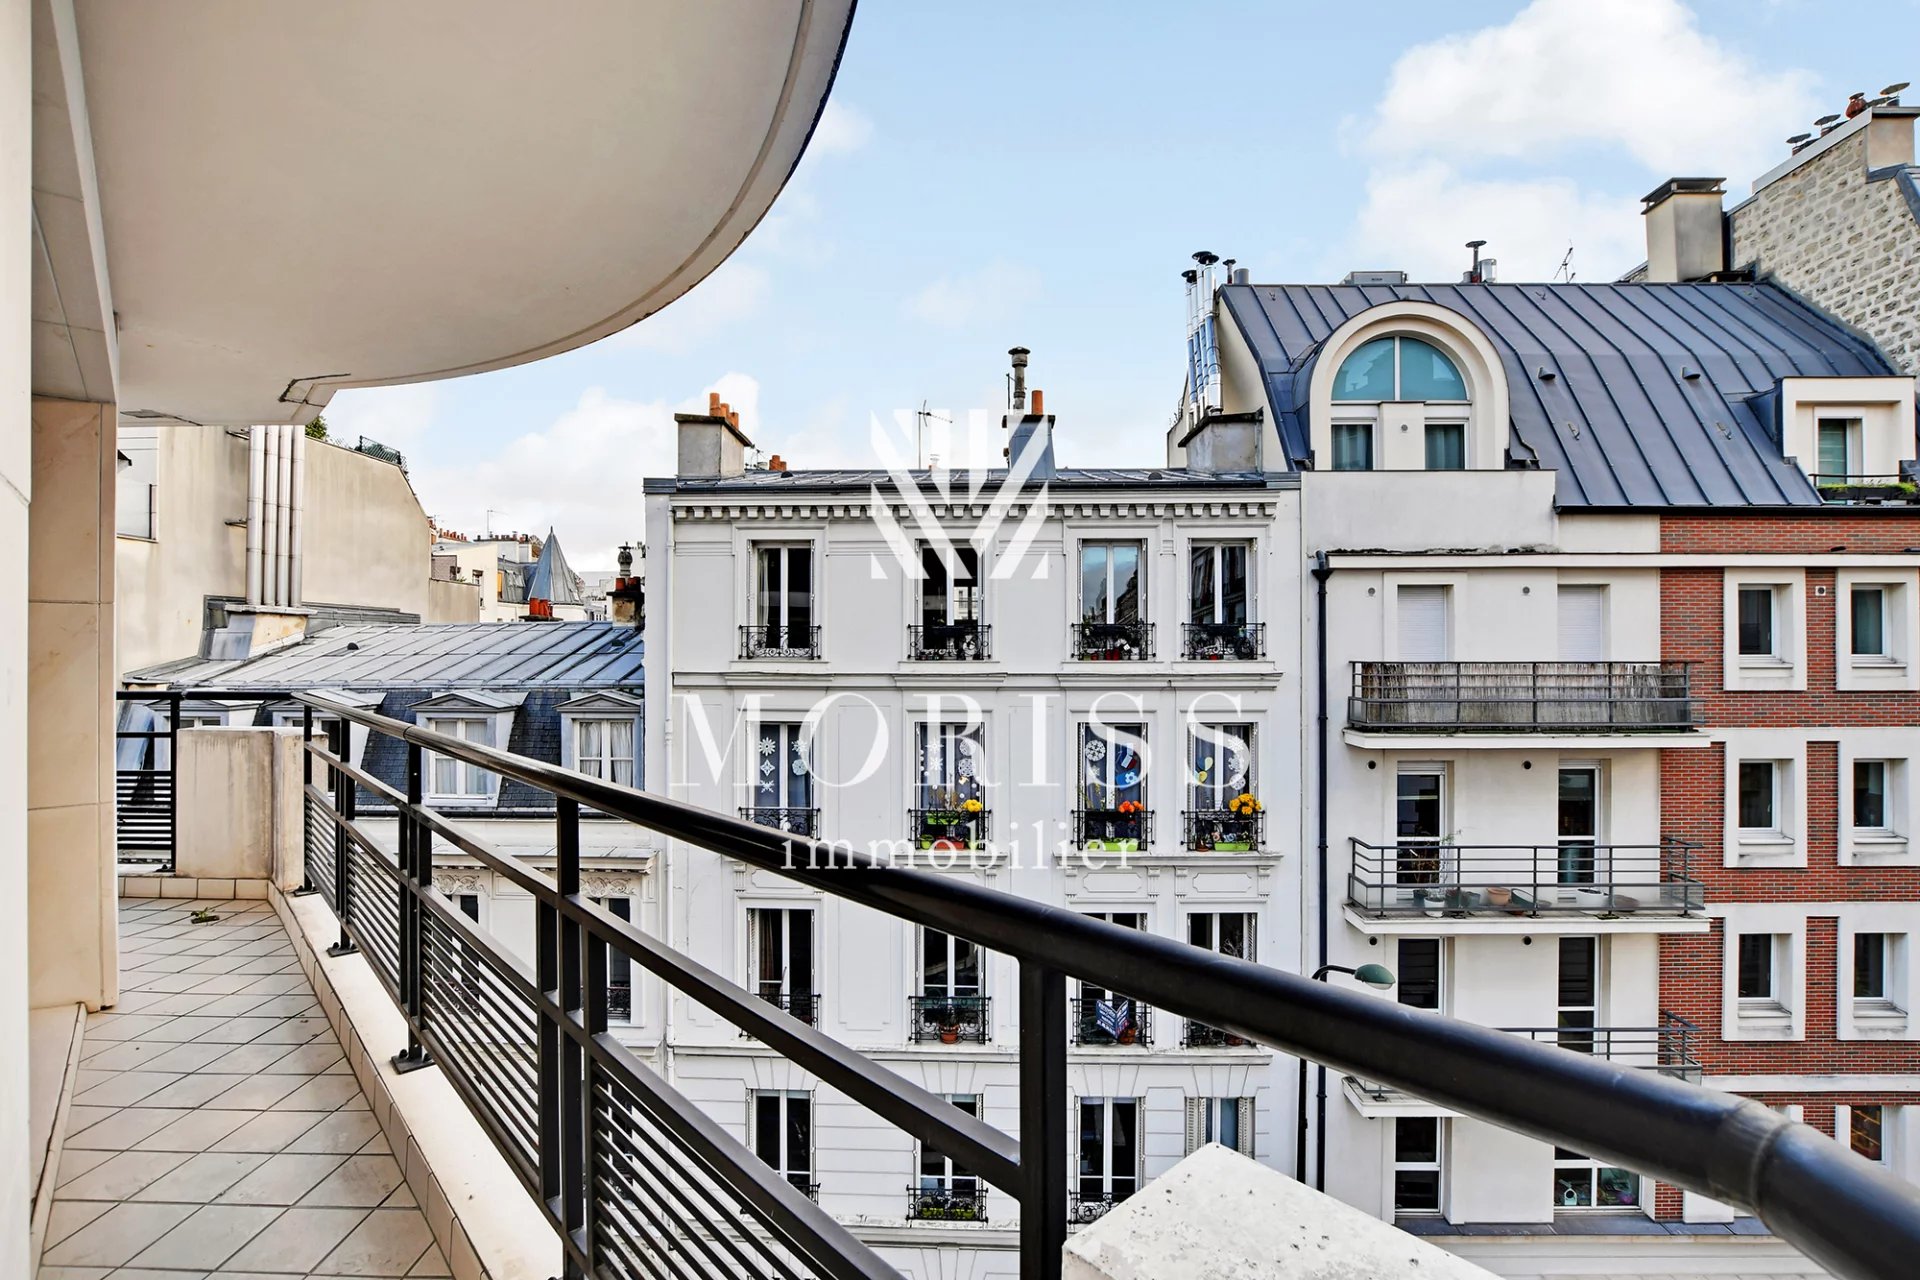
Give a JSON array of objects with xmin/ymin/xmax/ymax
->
[{"xmin": 72, "ymin": 0, "xmax": 854, "ymax": 424}]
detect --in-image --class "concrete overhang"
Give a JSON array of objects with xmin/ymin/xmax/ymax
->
[{"xmin": 35, "ymin": 0, "xmax": 855, "ymax": 422}]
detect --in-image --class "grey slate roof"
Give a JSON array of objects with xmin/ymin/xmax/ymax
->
[
  {"xmin": 1221, "ymin": 280, "xmax": 1910, "ymax": 508},
  {"xmin": 647, "ymin": 467, "xmax": 1282, "ymax": 494},
  {"xmin": 526, "ymin": 528, "xmax": 583, "ymax": 605},
  {"xmin": 126, "ymin": 621, "xmax": 644, "ymax": 690}
]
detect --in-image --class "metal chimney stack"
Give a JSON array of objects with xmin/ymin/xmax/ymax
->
[{"xmin": 1008, "ymin": 347, "xmax": 1030, "ymax": 411}]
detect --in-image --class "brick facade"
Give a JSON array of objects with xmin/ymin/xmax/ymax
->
[{"xmin": 1654, "ymin": 511, "xmax": 1920, "ymax": 1217}]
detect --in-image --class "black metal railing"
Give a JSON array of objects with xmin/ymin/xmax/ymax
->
[
  {"xmin": 1072, "ymin": 807, "xmax": 1151, "ymax": 851},
  {"xmin": 606, "ymin": 982, "xmax": 632, "ymax": 1023},
  {"xmin": 739, "ymin": 806, "xmax": 819, "ymax": 838},
  {"xmin": 1071, "ymin": 620, "xmax": 1153, "ymax": 660},
  {"xmin": 1183, "ymin": 1019, "xmax": 1257, "ymax": 1049},
  {"xmin": 1813, "ymin": 473, "xmax": 1917, "ymax": 504},
  {"xmin": 1072, "ymin": 996, "xmax": 1152, "ymax": 1046},
  {"xmin": 909, "ymin": 807, "xmax": 989, "ymax": 850},
  {"xmin": 908, "ymin": 622, "xmax": 991, "ymax": 661},
  {"xmin": 1183, "ymin": 621, "xmax": 1265, "ymax": 660},
  {"xmin": 1183, "ymin": 807, "xmax": 1264, "ymax": 852},
  {"xmin": 1346, "ymin": 838, "xmax": 1705, "ymax": 917},
  {"xmin": 1351, "ymin": 1013, "xmax": 1703, "ymax": 1100},
  {"xmin": 1348, "ymin": 661, "xmax": 1699, "ymax": 730},
  {"xmin": 908, "ymin": 995, "xmax": 991, "ymax": 1044},
  {"xmin": 907, "ymin": 1183, "xmax": 987, "ymax": 1222},
  {"xmin": 289, "ymin": 693, "xmax": 1920, "ymax": 1280},
  {"xmin": 1068, "ymin": 1190, "xmax": 1130, "ymax": 1224},
  {"xmin": 756, "ymin": 991, "xmax": 820, "ymax": 1027},
  {"xmin": 114, "ymin": 690, "xmax": 181, "ymax": 868},
  {"xmin": 738, "ymin": 623, "xmax": 822, "ymax": 659}
]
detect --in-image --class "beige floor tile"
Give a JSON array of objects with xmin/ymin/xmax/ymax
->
[
  {"xmin": 129, "ymin": 1151, "xmax": 269, "ymax": 1203},
  {"xmin": 315, "ymin": 1206, "xmax": 435, "ymax": 1276},
  {"xmin": 130, "ymin": 1106, "xmax": 259, "ymax": 1152},
  {"xmin": 300, "ymin": 1154, "xmax": 405, "ymax": 1209},
  {"xmin": 125, "ymin": 1201, "xmax": 283, "ymax": 1270},
  {"xmin": 221, "ymin": 1205, "xmax": 368, "ymax": 1273},
  {"xmin": 211, "ymin": 1109, "xmax": 327, "ymax": 1153},
  {"xmin": 218, "ymin": 1152, "xmax": 350, "ymax": 1206},
  {"xmin": 39, "ymin": 1201, "xmax": 197, "ymax": 1267},
  {"xmin": 50, "ymin": 1149, "xmax": 189, "ymax": 1202}
]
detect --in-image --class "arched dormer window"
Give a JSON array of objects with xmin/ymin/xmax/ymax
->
[{"xmin": 1328, "ymin": 335, "xmax": 1472, "ymax": 471}]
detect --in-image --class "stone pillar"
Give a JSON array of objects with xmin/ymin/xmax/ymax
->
[{"xmin": 27, "ymin": 396, "xmax": 119, "ymax": 1012}]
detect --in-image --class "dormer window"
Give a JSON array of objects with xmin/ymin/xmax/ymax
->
[
  {"xmin": 413, "ymin": 690, "xmax": 525, "ymax": 806},
  {"xmin": 1333, "ymin": 337, "xmax": 1466, "ymax": 403},
  {"xmin": 557, "ymin": 690, "xmax": 645, "ymax": 790}
]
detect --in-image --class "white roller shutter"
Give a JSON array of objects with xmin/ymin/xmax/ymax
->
[
  {"xmin": 1396, "ymin": 586, "xmax": 1450, "ymax": 661},
  {"xmin": 1558, "ymin": 586, "xmax": 1606, "ymax": 661}
]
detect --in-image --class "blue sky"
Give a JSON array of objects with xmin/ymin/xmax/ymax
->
[{"xmin": 326, "ymin": 0, "xmax": 1920, "ymax": 569}]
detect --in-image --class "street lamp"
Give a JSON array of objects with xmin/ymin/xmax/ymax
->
[{"xmin": 1298, "ymin": 962, "xmax": 1398, "ymax": 1185}]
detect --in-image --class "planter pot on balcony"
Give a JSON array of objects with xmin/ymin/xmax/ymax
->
[
  {"xmin": 925, "ymin": 838, "xmax": 969, "ymax": 852},
  {"xmin": 1212, "ymin": 840, "xmax": 1252, "ymax": 851},
  {"xmin": 1084, "ymin": 838, "xmax": 1140, "ymax": 853},
  {"xmin": 939, "ymin": 1025, "xmax": 961, "ymax": 1044},
  {"xmin": 1486, "ymin": 887, "xmax": 1513, "ymax": 908}
]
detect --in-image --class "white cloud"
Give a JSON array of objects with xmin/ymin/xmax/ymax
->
[
  {"xmin": 1348, "ymin": 161, "xmax": 1643, "ymax": 283},
  {"xmin": 904, "ymin": 261, "xmax": 1038, "ymax": 330},
  {"xmin": 606, "ymin": 258, "xmax": 771, "ymax": 354},
  {"xmin": 809, "ymin": 100, "xmax": 873, "ymax": 156},
  {"xmin": 1360, "ymin": 0, "xmax": 1817, "ymax": 176},
  {"xmin": 317, "ymin": 381, "xmax": 442, "ymax": 453},
  {"xmin": 409, "ymin": 375, "xmax": 761, "ymax": 571}
]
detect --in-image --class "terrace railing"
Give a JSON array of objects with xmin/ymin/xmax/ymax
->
[
  {"xmin": 738, "ymin": 623, "xmax": 822, "ymax": 660},
  {"xmin": 1072, "ymin": 807, "xmax": 1151, "ymax": 852},
  {"xmin": 1813, "ymin": 473, "xmax": 1917, "ymax": 505},
  {"xmin": 1071, "ymin": 620, "xmax": 1153, "ymax": 661},
  {"xmin": 739, "ymin": 806, "xmax": 819, "ymax": 838},
  {"xmin": 1351, "ymin": 1013, "xmax": 1703, "ymax": 1102},
  {"xmin": 1071, "ymin": 995, "xmax": 1152, "ymax": 1047},
  {"xmin": 907, "ymin": 1182, "xmax": 987, "ymax": 1222},
  {"xmin": 291, "ymin": 693, "xmax": 1920, "ymax": 1280},
  {"xmin": 908, "ymin": 994, "xmax": 991, "ymax": 1044},
  {"xmin": 1349, "ymin": 661, "xmax": 1698, "ymax": 730},
  {"xmin": 1182, "ymin": 621, "xmax": 1264, "ymax": 660},
  {"xmin": 1347, "ymin": 837, "xmax": 1705, "ymax": 917},
  {"xmin": 907, "ymin": 622, "xmax": 991, "ymax": 661},
  {"xmin": 114, "ymin": 690, "xmax": 182, "ymax": 868}
]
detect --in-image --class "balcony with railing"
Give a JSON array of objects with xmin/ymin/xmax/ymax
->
[
  {"xmin": 75, "ymin": 692, "xmax": 1920, "ymax": 1280},
  {"xmin": 1071, "ymin": 620, "xmax": 1154, "ymax": 661},
  {"xmin": 738, "ymin": 622, "xmax": 822, "ymax": 659},
  {"xmin": 1073, "ymin": 807, "xmax": 1152, "ymax": 852},
  {"xmin": 910, "ymin": 806, "xmax": 989, "ymax": 850},
  {"xmin": 1814, "ymin": 473, "xmax": 1919, "ymax": 505},
  {"xmin": 739, "ymin": 805, "xmax": 819, "ymax": 838},
  {"xmin": 1346, "ymin": 838, "xmax": 1705, "ymax": 920},
  {"xmin": 908, "ymin": 621, "xmax": 992, "ymax": 660},
  {"xmin": 758, "ymin": 990, "xmax": 820, "ymax": 1026},
  {"xmin": 1183, "ymin": 621, "xmax": 1264, "ymax": 660},
  {"xmin": 907, "ymin": 1182, "xmax": 988, "ymax": 1222},
  {"xmin": 908, "ymin": 994, "xmax": 991, "ymax": 1044},
  {"xmin": 1348, "ymin": 661, "xmax": 1698, "ymax": 733},
  {"xmin": 1183, "ymin": 808, "xmax": 1264, "ymax": 852},
  {"xmin": 1072, "ymin": 995, "xmax": 1152, "ymax": 1046}
]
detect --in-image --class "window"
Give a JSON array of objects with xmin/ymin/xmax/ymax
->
[
  {"xmin": 573, "ymin": 719, "xmax": 634, "ymax": 786},
  {"xmin": 1187, "ymin": 913, "xmax": 1255, "ymax": 963},
  {"xmin": 1397, "ymin": 939, "xmax": 1441, "ymax": 1011},
  {"xmin": 1331, "ymin": 423, "xmax": 1373, "ymax": 471},
  {"xmin": 1856, "ymin": 933, "xmax": 1889, "ymax": 1000},
  {"xmin": 1852, "ymin": 587, "xmax": 1889, "ymax": 658},
  {"xmin": 1423, "ymin": 423, "xmax": 1465, "ymax": 471},
  {"xmin": 1737, "ymin": 586, "xmax": 1778, "ymax": 658},
  {"xmin": 1079, "ymin": 542, "xmax": 1144, "ymax": 626},
  {"xmin": 752, "ymin": 1092, "xmax": 813, "ymax": 1193},
  {"xmin": 1817, "ymin": 417, "xmax": 1858, "ymax": 480},
  {"xmin": 752, "ymin": 722, "xmax": 813, "ymax": 814},
  {"xmin": 1557, "ymin": 586, "xmax": 1606, "ymax": 662},
  {"xmin": 748, "ymin": 907, "xmax": 815, "ymax": 1021},
  {"xmin": 589, "ymin": 897, "xmax": 633, "ymax": 1024},
  {"xmin": 1738, "ymin": 761, "xmax": 1780, "ymax": 833},
  {"xmin": 1187, "ymin": 723, "xmax": 1255, "ymax": 844},
  {"xmin": 455, "ymin": 893, "xmax": 481, "ymax": 923},
  {"xmin": 1394, "ymin": 1118, "xmax": 1442, "ymax": 1214},
  {"xmin": 1558, "ymin": 938, "xmax": 1598, "ymax": 1055},
  {"xmin": 1738, "ymin": 933, "xmax": 1776, "ymax": 1001},
  {"xmin": 1185, "ymin": 1097, "xmax": 1254, "ymax": 1157},
  {"xmin": 917, "ymin": 1095, "xmax": 982, "ymax": 1195},
  {"xmin": 1553, "ymin": 1148, "xmax": 1639, "ymax": 1209},
  {"xmin": 753, "ymin": 544, "xmax": 814, "ymax": 643},
  {"xmin": 1849, "ymin": 1105, "xmax": 1886, "ymax": 1164},
  {"xmin": 1395, "ymin": 767, "xmax": 1446, "ymax": 890},
  {"xmin": 1396, "ymin": 585, "xmax": 1450, "ymax": 660},
  {"xmin": 1080, "ymin": 723, "xmax": 1147, "ymax": 851},
  {"xmin": 1333, "ymin": 336, "xmax": 1466, "ymax": 403},
  {"xmin": 920, "ymin": 543, "xmax": 981, "ymax": 628},
  {"xmin": 426, "ymin": 717, "xmax": 494, "ymax": 799},
  {"xmin": 1557, "ymin": 767, "xmax": 1599, "ymax": 885},
  {"xmin": 1855, "ymin": 761, "xmax": 1891, "ymax": 832},
  {"xmin": 1189, "ymin": 543, "xmax": 1250, "ymax": 625},
  {"xmin": 915, "ymin": 720, "xmax": 984, "ymax": 811},
  {"xmin": 1076, "ymin": 1098, "xmax": 1140, "ymax": 1206},
  {"xmin": 921, "ymin": 927, "xmax": 982, "ymax": 1000}
]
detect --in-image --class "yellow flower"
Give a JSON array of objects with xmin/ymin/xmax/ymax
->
[{"xmin": 962, "ymin": 797, "xmax": 983, "ymax": 813}]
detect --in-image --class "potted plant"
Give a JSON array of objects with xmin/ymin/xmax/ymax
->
[
  {"xmin": 1117, "ymin": 1023, "xmax": 1138, "ymax": 1045},
  {"xmin": 1086, "ymin": 799, "xmax": 1144, "ymax": 852},
  {"xmin": 1213, "ymin": 793, "xmax": 1261, "ymax": 851}
]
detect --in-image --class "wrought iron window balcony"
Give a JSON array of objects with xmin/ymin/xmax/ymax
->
[
  {"xmin": 1183, "ymin": 808, "xmax": 1263, "ymax": 852},
  {"xmin": 1348, "ymin": 661, "xmax": 1698, "ymax": 731},
  {"xmin": 758, "ymin": 991, "xmax": 820, "ymax": 1027},
  {"xmin": 1072, "ymin": 995, "xmax": 1152, "ymax": 1046},
  {"xmin": 1182, "ymin": 1019, "xmax": 1257, "ymax": 1049},
  {"xmin": 739, "ymin": 806, "xmax": 818, "ymax": 838},
  {"xmin": 1071, "ymin": 620, "xmax": 1154, "ymax": 660},
  {"xmin": 908, "ymin": 622, "xmax": 991, "ymax": 661},
  {"xmin": 911, "ymin": 807, "xmax": 988, "ymax": 850},
  {"xmin": 1352, "ymin": 1013, "xmax": 1702, "ymax": 1102},
  {"xmin": 1346, "ymin": 837, "xmax": 1705, "ymax": 917},
  {"xmin": 607, "ymin": 981, "xmax": 632, "ymax": 1023},
  {"xmin": 1813, "ymin": 472, "xmax": 1918, "ymax": 505},
  {"xmin": 1183, "ymin": 620, "xmax": 1264, "ymax": 660},
  {"xmin": 1072, "ymin": 807, "xmax": 1151, "ymax": 852},
  {"xmin": 738, "ymin": 623, "xmax": 822, "ymax": 659},
  {"xmin": 909, "ymin": 994, "xmax": 990, "ymax": 1043},
  {"xmin": 786, "ymin": 1177, "xmax": 821, "ymax": 1201},
  {"xmin": 1068, "ymin": 1189, "xmax": 1132, "ymax": 1224},
  {"xmin": 907, "ymin": 1182, "xmax": 987, "ymax": 1222}
]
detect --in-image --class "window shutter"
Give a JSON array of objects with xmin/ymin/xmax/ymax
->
[
  {"xmin": 1397, "ymin": 586, "xmax": 1449, "ymax": 661},
  {"xmin": 1184, "ymin": 1098, "xmax": 1203, "ymax": 1154},
  {"xmin": 1235, "ymin": 1097, "xmax": 1256, "ymax": 1157},
  {"xmin": 1557, "ymin": 586, "xmax": 1606, "ymax": 661}
]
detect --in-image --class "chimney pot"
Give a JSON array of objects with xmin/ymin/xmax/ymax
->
[
  {"xmin": 1031, "ymin": 389, "xmax": 1045, "ymax": 416},
  {"xmin": 708, "ymin": 391, "xmax": 721, "ymax": 415}
]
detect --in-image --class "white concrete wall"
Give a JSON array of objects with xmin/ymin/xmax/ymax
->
[{"xmin": 174, "ymin": 726, "xmax": 306, "ymax": 889}]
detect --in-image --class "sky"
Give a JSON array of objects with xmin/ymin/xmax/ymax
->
[{"xmin": 323, "ymin": 0, "xmax": 1920, "ymax": 570}]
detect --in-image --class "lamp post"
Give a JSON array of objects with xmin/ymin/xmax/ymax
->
[{"xmin": 1297, "ymin": 963, "xmax": 1396, "ymax": 1188}]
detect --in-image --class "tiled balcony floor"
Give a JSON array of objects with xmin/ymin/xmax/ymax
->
[{"xmin": 41, "ymin": 897, "xmax": 449, "ymax": 1279}]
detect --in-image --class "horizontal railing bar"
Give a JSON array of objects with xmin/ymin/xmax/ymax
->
[{"xmin": 297, "ymin": 694, "xmax": 1920, "ymax": 1280}]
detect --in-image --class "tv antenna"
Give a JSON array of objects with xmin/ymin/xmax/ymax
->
[
  {"xmin": 916, "ymin": 401, "xmax": 952, "ymax": 470},
  {"xmin": 1553, "ymin": 243, "xmax": 1575, "ymax": 284}
]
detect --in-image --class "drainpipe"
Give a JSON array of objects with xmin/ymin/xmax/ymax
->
[
  {"xmin": 246, "ymin": 427, "xmax": 265, "ymax": 604},
  {"xmin": 289, "ymin": 426, "xmax": 306, "ymax": 606},
  {"xmin": 1309, "ymin": 552, "xmax": 1334, "ymax": 1188}
]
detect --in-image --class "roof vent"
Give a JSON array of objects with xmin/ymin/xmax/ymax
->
[{"xmin": 1340, "ymin": 270, "xmax": 1408, "ymax": 287}]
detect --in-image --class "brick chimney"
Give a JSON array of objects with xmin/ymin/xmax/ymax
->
[
  {"xmin": 676, "ymin": 392, "xmax": 754, "ymax": 478},
  {"xmin": 1640, "ymin": 178, "xmax": 1726, "ymax": 282}
]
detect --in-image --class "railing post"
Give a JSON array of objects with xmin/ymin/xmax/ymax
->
[
  {"xmin": 327, "ymin": 717, "xmax": 356, "ymax": 957},
  {"xmin": 293, "ymin": 704, "xmax": 318, "ymax": 895},
  {"xmin": 392, "ymin": 743, "xmax": 432, "ymax": 1073},
  {"xmin": 1019, "ymin": 961, "xmax": 1067, "ymax": 1280},
  {"xmin": 554, "ymin": 797, "xmax": 587, "ymax": 1277},
  {"xmin": 165, "ymin": 691, "xmax": 181, "ymax": 873}
]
